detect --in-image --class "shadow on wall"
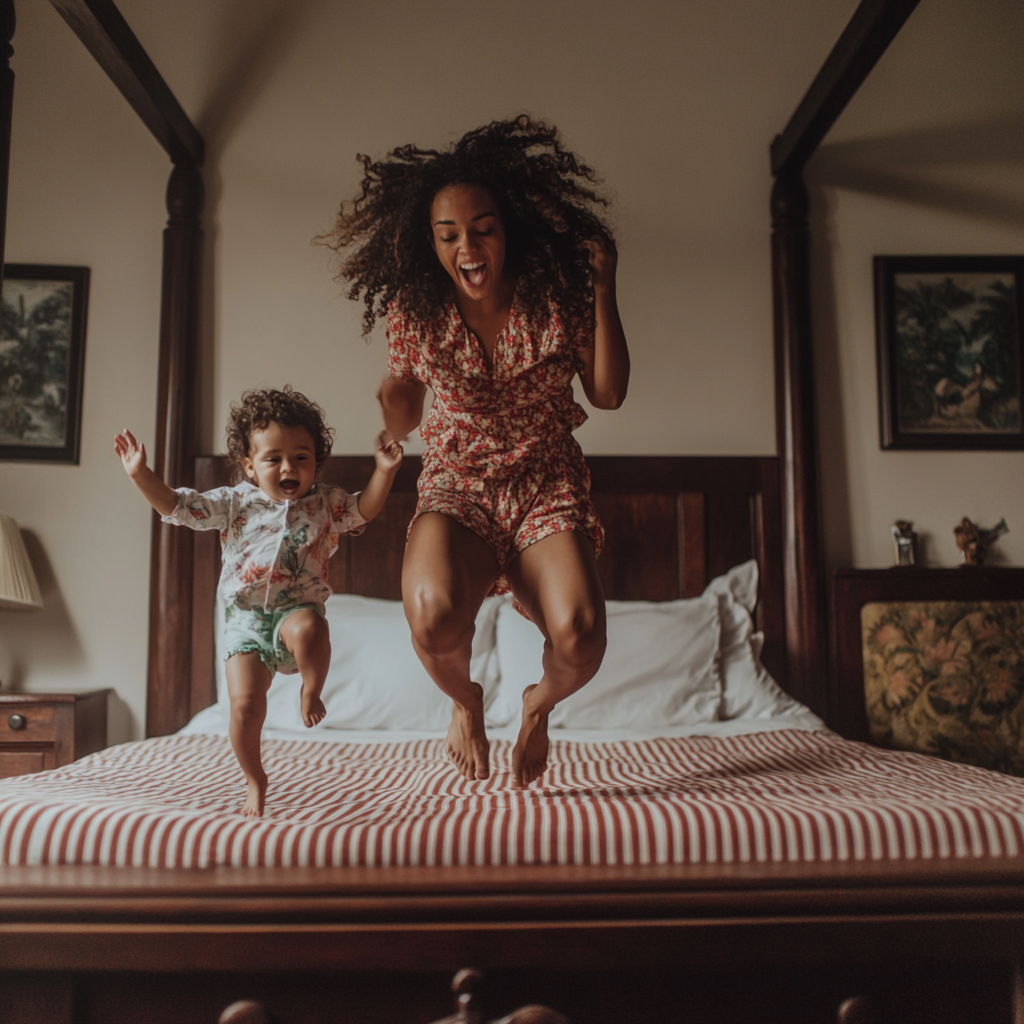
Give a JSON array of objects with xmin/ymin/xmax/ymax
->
[
  {"xmin": 811, "ymin": 114, "xmax": 1024, "ymax": 227},
  {"xmin": 194, "ymin": 0, "xmax": 324, "ymax": 454}
]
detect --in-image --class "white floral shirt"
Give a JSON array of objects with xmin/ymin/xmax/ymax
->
[{"xmin": 162, "ymin": 482, "xmax": 365, "ymax": 611}]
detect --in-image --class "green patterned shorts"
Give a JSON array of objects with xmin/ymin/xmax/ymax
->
[{"xmin": 223, "ymin": 602, "xmax": 325, "ymax": 676}]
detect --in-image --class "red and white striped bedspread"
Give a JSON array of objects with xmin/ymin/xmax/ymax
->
[{"xmin": 2, "ymin": 729, "xmax": 1023, "ymax": 867}]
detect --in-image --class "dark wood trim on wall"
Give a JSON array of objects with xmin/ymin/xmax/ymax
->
[
  {"xmin": 47, "ymin": 0, "xmax": 203, "ymax": 166},
  {"xmin": 769, "ymin": 0, "xmax": 920, "ymax": 715}
]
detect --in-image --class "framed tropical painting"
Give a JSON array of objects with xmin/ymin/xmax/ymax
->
[
  {"xmin": 0, "ymin": 264, "xmax": 90, "ymax": 463},
  {"xmin": 874, "ymin": 255, "xmax": 1024, "ymax": 450}
]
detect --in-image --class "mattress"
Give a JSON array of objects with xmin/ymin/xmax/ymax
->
[{"xmin": 2, "ymin": 726, "xmax": 1023, "ymax": 868}]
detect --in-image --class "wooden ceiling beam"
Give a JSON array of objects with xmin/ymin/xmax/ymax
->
[
  {"xmin": 770, "ymin": 0, "xmax": 919, "ymax": 176},
  {"xmin": 48, "ymin": 0, "xmax": 203, "ymax": 166}
]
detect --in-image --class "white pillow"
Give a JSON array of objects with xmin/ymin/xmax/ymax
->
[
  {"xmin": 701, "ymin": 561, "xmax": 807, "ymax": 719},
  {"xmin": 487, "ymin": 595, "xmax": 722, "ymax": 729},
  {"xmin": 215, "ymin": 595, "xmax": 502, "ymax": 731}
]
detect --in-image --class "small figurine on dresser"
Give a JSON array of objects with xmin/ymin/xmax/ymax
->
[
  {"xmin": 954, "ymin": 516, "xmax": 1009, "ymax": 565},
  {"xmin": 891, "ymin": 520, "xmax": 917, "ymax": 566}
]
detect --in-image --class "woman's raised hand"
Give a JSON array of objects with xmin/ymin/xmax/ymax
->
[
  {"xmin": 114, "ymin": 429, "xmax": 147, "ymax": 477},
  {"xmin": 582, "ymin": 236, "xmax": 618, "ymax": 291}
]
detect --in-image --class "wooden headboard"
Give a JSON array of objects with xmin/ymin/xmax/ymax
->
[{"xmin": 181, "ymin": 454, "xmax": 786, "ymax": 726}]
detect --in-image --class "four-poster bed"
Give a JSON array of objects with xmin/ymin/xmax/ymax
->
[{"xmin": 3, "ymin": 1, "xmax": 1024, "ymax": 1021}]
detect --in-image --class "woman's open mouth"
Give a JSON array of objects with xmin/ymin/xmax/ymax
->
[{"xmin": 460, "ymin": 262, "xmax": 487, "ymax": 288}]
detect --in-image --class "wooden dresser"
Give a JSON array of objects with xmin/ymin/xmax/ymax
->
[{"xmin": 0, "ymin": 690, "xmax": 110, "ymax": 779}]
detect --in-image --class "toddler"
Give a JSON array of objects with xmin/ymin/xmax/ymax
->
[{"xmin": 116, "ymin": 386, "xmax": 403, "ymax": 817}]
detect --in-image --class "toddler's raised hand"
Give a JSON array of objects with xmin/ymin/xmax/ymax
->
[
  {"xmin": 375, "ymin": 433, "xmax": 404, "ymax": 473},
  {"xmin": 114, "ymin": 429, "xmax": 147, "ymax": 478}
]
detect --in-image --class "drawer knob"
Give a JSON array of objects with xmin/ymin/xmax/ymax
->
[{"xmin": 7, "ymin": 714, "xmax": 26, "ymax": 731}]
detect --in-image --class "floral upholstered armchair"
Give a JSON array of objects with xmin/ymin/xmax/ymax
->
[{"xmin": 862, "ymin": 600, "xmax": 1024, "ymax": 776}]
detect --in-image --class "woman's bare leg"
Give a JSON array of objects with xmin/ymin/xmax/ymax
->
[
  {"xmin": 403, "ymin": 512, "xmax": 501, "ymax": 780},
  {"xmin": 226, "ymin": 652, "xmax": 273, "ymax": 817},
  {"xmin": 504, "ymin": 531, "xmax": 606, "ymax": 788},
  {"xmin": 278, "ymin": 609, "xmax": 331, "ymax": 727}
]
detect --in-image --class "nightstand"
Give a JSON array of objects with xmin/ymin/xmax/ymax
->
[{"xmin": 0, "ymin": 690, "xmax": 111, "ymax": 778}]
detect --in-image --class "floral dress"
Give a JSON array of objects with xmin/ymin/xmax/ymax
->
[{"xmin": 387, "ymin": 295, "xmax": 603, "ymax": 594}]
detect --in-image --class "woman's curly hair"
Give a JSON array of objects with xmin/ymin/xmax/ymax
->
[
  {"xmin": 226, "ymin": 386, "xmax": 334, "ymax": 483},
  {"xmin": 318, "ymin": 115, "xmax": 614, "ymax": 335}
]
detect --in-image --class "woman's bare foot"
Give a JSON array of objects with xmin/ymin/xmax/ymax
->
[
  {"xmin": 512, "ymin": 684, "xmax": 550, "ymax": 788},
  {"xmin": 300, "ymin": 681, "xmax": 326, "ymax": 728},
  {"xmin": 241, "ymin": 771, "xmax": 268, "ymax": 818},
  {"xmin": 446, "ymin": 682, "xmax": 490, "ymax": 780}
]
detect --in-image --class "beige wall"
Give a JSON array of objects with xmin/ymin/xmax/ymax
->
[
  {"xmin": 196, "ymin": 0, "xmax": 853, "ymax": 458},
  {"xmin": 809, "ymin": 0, "xmax": 1024, "ymax": 569},
  {"xmin": 0, "ymin": 0, "xmax": 1019, "ymax": 738}
]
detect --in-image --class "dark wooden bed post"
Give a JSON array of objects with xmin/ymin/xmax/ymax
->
[
  {"xmin": 771, "ymin": 169, "xmax": 822, "ymax": 712},
  {"xmin": 769, "ymin": 0, "xmax": 920, "ymax": 716},
  {"xmin": 46, "ymin": 0, "xmax": 205, "ymax": 736},
  {"xmin": 146, "ymin": 160, "xmax": 203, "ymax": 736}
]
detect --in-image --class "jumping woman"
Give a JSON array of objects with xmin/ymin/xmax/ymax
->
[{"xmin": 322, "ymin": 116, "xmax": 630, "ymax": 787}]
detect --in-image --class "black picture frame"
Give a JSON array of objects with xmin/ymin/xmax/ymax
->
[
  {"xmin": 0, "ymin": 264, "xmax": 90, "ymax": 463},
  {"xmin": 875, "ymin": 255, "xmax": 1024, "ymax": 450}
]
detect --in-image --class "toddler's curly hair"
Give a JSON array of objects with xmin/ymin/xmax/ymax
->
[
  {"xmin": 318, "ymin": 115, "xmax": 614, "ymax": 335},
  {"xmin": 226, "ymin": 386, "xmax": 334, "ymax": 482}
]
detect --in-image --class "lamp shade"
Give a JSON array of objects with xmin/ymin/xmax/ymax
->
[{"xmin": 0, "ymin": 514, "xmax": 43, "ymax": 611}]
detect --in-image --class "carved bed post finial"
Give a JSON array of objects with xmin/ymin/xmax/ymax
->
[
  {"xmin": 771, "ymin": 168, "xmax": 827, "ymax": 716},
  {"xmin": 452, "ymin": 967, "xmax": 484, "ymax": 1021},
  {"xmin": 0, "ymin": 0, "xmax": 16, "ymax": 281},
  {"xmin": 837, "ymin": 995, "xmax": 876, "ymax": 1024},
  {"xmin": 219, "ymin": 1000, "xmax": 270, "ymax": 1024},
  {"xmin": 146, "ymin": 157, "xmax": 204, "ymax": 737}
]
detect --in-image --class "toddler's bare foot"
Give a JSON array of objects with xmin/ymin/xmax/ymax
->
[
  {"xmin": 300, "ymin": 682, "xmax": 326, "ymax": 728},
  {"xmin": 241, "ymin": 772, "xmax": 267, "ymax": 818},
  {"xmin": 446, "ymin": 682, "xmax": 490, "ymax": 780},
  {"xmin": 512, "ymin": 684, "xmax": 550, "ymax": 789}
]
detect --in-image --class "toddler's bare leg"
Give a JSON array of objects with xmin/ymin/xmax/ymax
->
[
  {"xmin": 226, "ymin": 652, "xmax": 273, "ymax": 817},
  {"xmin": 278, "ymin": 609, "xmax": 331, "ymax": 727},
  {"xmin": 403, "ymin": 513, "xmax": 501, "ymax": 781},
  {"xmin": 505, "ymin": 531, "xmax": 606, "ymax": 788}
]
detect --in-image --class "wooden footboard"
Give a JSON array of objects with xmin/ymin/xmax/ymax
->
[{"xmin": 2, "ymin": 860, "xmax": 1023, "ymax": 1023}]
